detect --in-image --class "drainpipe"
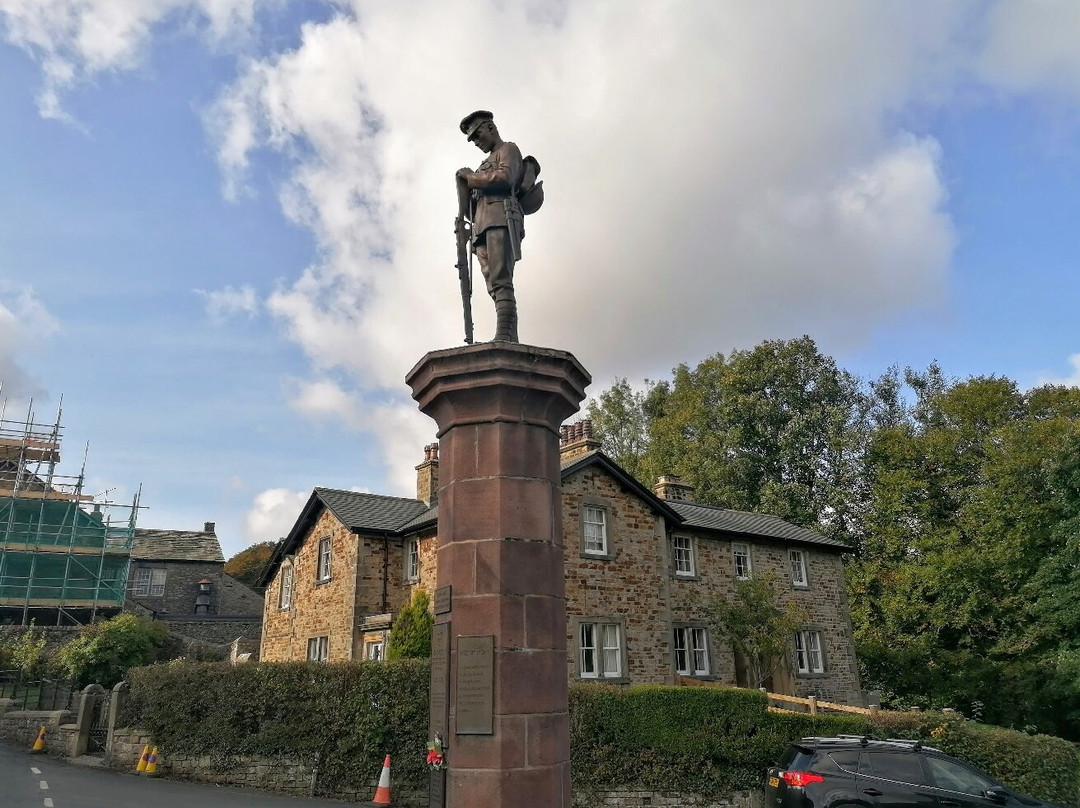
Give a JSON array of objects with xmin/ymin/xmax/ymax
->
[{"xmin": 381, "ymin": 536, "xmax": 389, "ymax": 613}]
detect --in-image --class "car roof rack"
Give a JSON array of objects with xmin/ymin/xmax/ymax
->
[{"xmin": 800, "ymin": 736, "xmax": 942, "ymax": 753}]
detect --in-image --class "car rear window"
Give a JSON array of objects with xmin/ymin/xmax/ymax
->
[
  {"xmin": 867, "ymin": 752, "xmax": 926, "ymax": 785},
  {"xmin": 778, "ymin": 746, "xmax": 815, "ymax": 771}
]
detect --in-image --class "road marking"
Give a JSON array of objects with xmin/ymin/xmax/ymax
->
[
  {"xmin": 30, "ymin": 767, "xmax": 41, "ymax": 774},
  {"xmin": 39, "ymin": 780, "xmax": 48, "ymax": 790},
  {"xmin": 44, "ymin": 799, "xmax": 54, "ymax": 807}
]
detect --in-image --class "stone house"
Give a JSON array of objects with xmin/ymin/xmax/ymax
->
[
  {"xmin": 259, "ymin": 424, "xmax": 862, "ymax": 703},
  {"xmin": 127, "ymin": 523, "xmax": 264, "ymax": 647}
]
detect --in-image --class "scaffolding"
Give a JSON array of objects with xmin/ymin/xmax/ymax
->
[{"xmin": 0, "ymin": 396, "xmax": 141, "ymax": 626}]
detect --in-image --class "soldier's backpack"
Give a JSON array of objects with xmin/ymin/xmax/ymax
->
[{"xmin": 518, "ymin": 155, "xmax": 544, "ymax": 215}]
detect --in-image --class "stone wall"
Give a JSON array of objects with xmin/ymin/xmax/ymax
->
[
  {"xmin": 128, "ymin": 561, "xmax": 262, "ymax": 619},
  {"xmin": 0, "ymin": 710, "xmax": 73, "ymax": 751},
  {"xmin": 157, "ymin": 616, "xmax": 263, "ymax": 647},
  {"xmin": 261, "ymin": 508, "xmax": 360, "ymax": 662},
  {"xmin": 0, "ymin": 625, "xmax": 79, "ymax": 654},
  {"xmin": 562, "ymin": 466, "xmax": 674, "ymax": 685},
  {"xmin": 573, "ymin": 789, "xmax": 761, "ymax": 808}
]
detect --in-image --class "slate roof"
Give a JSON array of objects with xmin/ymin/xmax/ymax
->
[
  {"xmin": 668, "ymin": 501, "xmax": 848, "ymax": 550},
  {"xmin": 315, "ymin": 488, "xmax": 431, "ymax": 533},
  {"xmin": 132, "ymin": 528, "xmax": 225, "ymax": 562}
]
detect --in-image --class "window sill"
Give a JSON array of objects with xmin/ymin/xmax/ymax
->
[
  {"xmin": 315, "ymin": 577, "xmax": 333, "ymax": 587},
  {"xmin": 578, "ymin": 675, "xmax": 630, "ymax": 685},
  {"xmin": 580, "ymin": 550, "xmax": 615, "ymax": 561},
  {"xmin": 792, "ymin": 583, "xmax": 810, "ymax": 590},
  {"xmin": 674, "ymin": 572, "xmax": 700, "ymax": 581},
  {"xmin": 796, "ymin": 671, "xmax": 829, "ymax": 679}
]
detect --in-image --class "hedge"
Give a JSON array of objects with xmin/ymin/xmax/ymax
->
[
  {"xmin": 123, "ymin": 664, "xmax": 1080, "ymax": 807},
  {"xmin": 123, "ymin": 660, "xmax": 430, "ymax": 795}
]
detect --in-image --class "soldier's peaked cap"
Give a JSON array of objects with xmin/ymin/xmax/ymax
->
[{"xmin": 460, "ymin": 110, "xmax": 494, "ymax": 138}]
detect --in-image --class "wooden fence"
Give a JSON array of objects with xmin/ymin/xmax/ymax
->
[{"xmin": 675, "ymin": 676, "xmax": 877, "ymax": 716}]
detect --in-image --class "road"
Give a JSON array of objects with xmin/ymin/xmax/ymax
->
[{"xmin": 0, "ymin": 742, "xmax": 346, "ymax": 808}]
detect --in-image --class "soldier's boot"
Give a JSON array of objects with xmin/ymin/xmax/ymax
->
[{"xmin": 493, "ymin": 299, "xmax": 518, "ymax": 343}]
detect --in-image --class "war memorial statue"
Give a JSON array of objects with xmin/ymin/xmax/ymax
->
[{"xmin": 455, "ymin": 110, "xmax": 543, "ymax": 344}]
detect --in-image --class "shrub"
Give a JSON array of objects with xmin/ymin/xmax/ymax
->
[
  {"xmin": 55, "ymin": 614, "xmax": 170, "ymax": 687},
  {"xmin": 387, "ymin": 590, "xmax": 433, "ymax": 660},
  {"xmin": 3, "ymin": 623, "xmax": 50, "ymax": 677},
  {"xmin": 124, "ymin": 660, "xmax": 430, "ymax": 796}
]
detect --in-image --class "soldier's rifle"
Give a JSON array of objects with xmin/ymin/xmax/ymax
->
[{"xmin": 455, "ymin": 176, "xmax": 474, "ymax": 344}]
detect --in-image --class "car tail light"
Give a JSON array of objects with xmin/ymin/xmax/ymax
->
[{"xmin": 782, "ymin": 771, "xmax": 825, "ymax": 787}]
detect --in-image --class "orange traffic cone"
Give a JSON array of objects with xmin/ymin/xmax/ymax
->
[
  {"xmin": 370, "ymin": 754, "xmax": 392, "ymax": 806},
  {"xmin": 144, "ymin": 746, "xmax": 159, "ymax": 777},
  {"xmin": 30, "ymin": 725, "xmax": 46, "ymax": 754},
  {"xmin": 136, "ymin": 744, "xmax": 150, "ymax": 773}
]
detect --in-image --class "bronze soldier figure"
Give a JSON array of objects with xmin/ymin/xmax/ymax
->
[{"xmin": 456, "ymin": 111, "xmax": 526, "ymax": 343}]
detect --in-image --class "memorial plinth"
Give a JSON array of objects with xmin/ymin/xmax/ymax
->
[{"xmin": 407, "ymin": 342, "xmax": 590, "ymax": 808}]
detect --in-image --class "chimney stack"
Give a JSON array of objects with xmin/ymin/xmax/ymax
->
[
  {"xmin": 653, "ymin": 475, "xmax": 694, "ymax": 502},
  {"xmin": 204, "ymin": 521, "xmax": 216, "ymax": 533},
  {"xmin": 416, "ymin": 442, "xmax": 440, "ymax": 506},
  {"xmin": 559, "ymin": 418, "xmax": 601, "ymax": 463}
]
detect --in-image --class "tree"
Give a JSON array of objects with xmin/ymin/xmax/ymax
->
[
  {"xmin": 586, "ymin": 377, "xmax": 650, "ymax": 480},
  {"xmin": 225, "ymin": 540, "xmax": 278, "ymax": 592},
  {"xmin": 55, "ymin": 614, "xmax": 170, "ymax": 687},
  {"xmin": 641, "ymin": 336, "xmax": 866, "ymax": 542},
  {"xmin": 704, "ymin": 573, "xmax": 807, "ymax": 689},
  {"xmin": 386, "ymin": 590, "xmax": 434, "ymax": 660}
]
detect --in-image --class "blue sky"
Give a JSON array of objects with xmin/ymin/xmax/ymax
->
[{"xmin": 1, "ymin": 2, "xmax": 1078, "ymax": 557}]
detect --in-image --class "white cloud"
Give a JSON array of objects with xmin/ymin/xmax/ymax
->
[
  {"xmin": 0, "ymin": 286, "xmax": 60, "ymax": 398},
  {"xmin": 244, "ymin": 486, "xmax": 307, "ymax": 541},
  {"xmin": 0, "ymin": 0, "xmax": 260, "ymax": 119},
  {"xmin": 12, "ymin": 2, "xmax": 1080, "ymax": 494},
  {"xmin": 194, "ymin": 284, "xmax": 259, "ymax": 320},
  {"xmin": 1036, "ymin": 354, "xmax": 1080, "ymax": 388}
]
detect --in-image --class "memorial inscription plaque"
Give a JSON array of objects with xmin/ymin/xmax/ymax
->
[
  {"xmin": 434, "ymin": 585, "xmax": 452, "ymax": 616},
  {"xmin": 455, "ymin": 635, "xmax": 494, "ymax": 735},
  {"xmin": 430, "ymin": 622, "xmax": 451, "ymax": 740}
]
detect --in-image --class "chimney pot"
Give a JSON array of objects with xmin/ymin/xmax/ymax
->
[{"xmin": 204, "ymin": 521, "xmax": 216, "ymax": 533}]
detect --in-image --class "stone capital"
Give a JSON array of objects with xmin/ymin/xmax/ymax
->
[{"xmin": 406, "ymin": 343, "xmax": 590, "ymax": 437}]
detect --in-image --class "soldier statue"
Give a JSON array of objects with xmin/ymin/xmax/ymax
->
[{"xmin": 455, "ymin": 111, "xmax": 543, "ymax": 344}]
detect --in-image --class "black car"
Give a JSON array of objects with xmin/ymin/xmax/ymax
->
[{"xmin": 765, "ymin": 736, "xmax": 1061, "ymax": 808}]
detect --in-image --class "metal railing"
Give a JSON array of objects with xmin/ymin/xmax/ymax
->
[{"xmin": 0, "ymin": 669, "xmax": 77, "ymax": 711}]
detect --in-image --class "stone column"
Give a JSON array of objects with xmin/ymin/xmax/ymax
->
[{"xmin": 407, "ymin": 343, "xmax": 590, "ymax": 808}]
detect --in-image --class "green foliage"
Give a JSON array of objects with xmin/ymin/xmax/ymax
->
[
  {"xmin": 386, "ymin": 590, "xmax": 433, "ymax": 660},
  {"xmin": 55, "ymin": 614, "xmax": 170, "ymax": 687},
  {"xmin": 2, "ymin": 623, "xmax": 50, "ymax": 677},
  {"xmin": 704, "ymin": 573, "xmax": 808, "ymax": 689},
  {"xmin": 639, "ymin": 336, "xmax": 865, "ymax": 542},
  {"xmin": 587, "ymin": 377, "xmax": 651, "ymax": 480},
  {"xmin": 123, "ymin": 660, "xmax": 430, "ymax": 796},
  {"xmin": 570, "ymin": 685, "xmax": 1080, "ymax": 807},
  {"xmin": 224, "ymin": 541, "xmax": 278, "ymax": 592}
]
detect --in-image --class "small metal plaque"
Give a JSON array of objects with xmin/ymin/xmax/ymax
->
[
  {"xmin": 430, "ymin": 622, "xmax": 451, "ymax": 740},
  {"xmin": 455, "ymin": 635, "xmax": 494, "ymax": 735},
  {"xmin": 429, "ymin": 768, "xmax": 446, "ymax": 808},
  {"xmin": 434, "ymin": 585, "xmax": 452, "ymax": 615}
]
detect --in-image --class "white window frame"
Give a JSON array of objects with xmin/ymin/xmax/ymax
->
[
  {"xmin": 733, "ymin": 542, "xmax": 752, "ymax": 579},
  {"xmin": 317, "ymin": 537, "xmax": 332, "ymax": 582},
  {"xmin": 131, "ymin": 568, "xmax": 151, "ymax": 597},
  {"xmin": 672, "ymin": 535, "xmax": 695, "ymax": 577},
  {"xmin": 278, "ymin": 563, "xmax": 293, "ymax": 609},
  {"xmin": 674, "ymin": 626, "xmax": 710, "ymax": 676},
  {"xmin": 365, "ymin": 641, "xmax": 384, "ymax": 661},
  {"xmin": 582, "ymin": 505, "xmax": 608, "ymax": 556},
  {"xmin": 307, "ymin": 635, "xmax": 329, "ymax": 662},
  {"xmin": 794, "ymin": 630, "xmax": 825, "ymax": 674},
  {"xmin": 578, "ymin": 621, "xmax": 622, "ymax": 679},
  {"xmin": 132, "ymin": 568, "xmax": 166, "ymax": 597},
  {"xmin": 789, "ymin": 548, "xmax": 808, "ymax": 588},
  {"xmin": 406, "ymin": 538, "xmax": 420, "ymax": 582}
]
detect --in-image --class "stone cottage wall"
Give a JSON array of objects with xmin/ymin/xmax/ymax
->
[{"xmin": 562, "ymin": 466, "xmax": 673, "ymax": 685}]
